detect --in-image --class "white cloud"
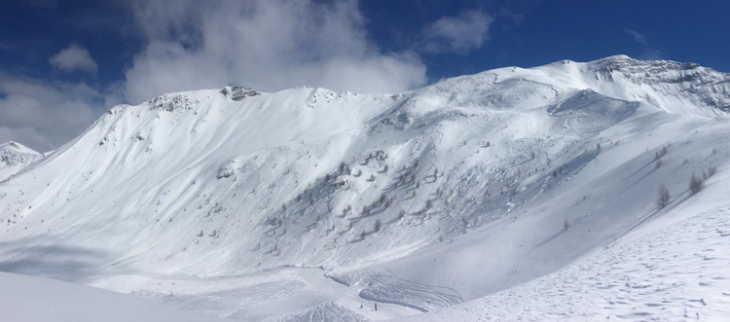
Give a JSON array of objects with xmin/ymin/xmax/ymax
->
[
  {"xmin": 3, "ymin": 1, "xmax": 503, "ymax": 150},
  {"xmin": 49, "ymin": 44, "xmax": 99, "ymax": 74},
  {"xmin": 122, "ymin": 0, "xmax": 427, "ymax": 103},
  {"xmin": 0, "ymin": 74, "xmax": 107, "ymax": 151},
  {"xmin": 420, "ymin": 10, "xmax": 494, "ymax": 54}
]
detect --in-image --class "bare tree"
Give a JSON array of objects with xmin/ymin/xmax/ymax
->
[
  {"xmin": 656, "ymin": 184, "xmax": 670, "ymax": 209},
  {"xmin": 689, "ymin": 172, "xmax": 704, "ymax": 194},
  {"xmin": 563, "ymin": 219, "xmax": 570, "ymax": 231}
]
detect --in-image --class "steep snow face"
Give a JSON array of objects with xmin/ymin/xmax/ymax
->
[
  {"xmin": 1, "ymin": 57, "xmax": 729, "ymax": 321},
  {"xmin": 0, "ymin": 141, "xmax": 42, "ymax": 182}
]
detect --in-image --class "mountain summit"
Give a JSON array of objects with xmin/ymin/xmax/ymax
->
[{"xmin": 0, "ymin": 141, "xmax": 42, "ymax": 182}]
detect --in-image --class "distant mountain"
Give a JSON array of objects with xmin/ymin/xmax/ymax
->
[
  {"xmin": 0, "ymin": 141, "xmax": 42, "ymax": 182},
  {"xmin": 1, "ymin": 55, "xmax": 729, "ymax": 321}
]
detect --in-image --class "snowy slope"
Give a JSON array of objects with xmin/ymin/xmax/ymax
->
[
  {"xmin": 396, "ymin": 203, "xmax": 730, "ymax": 321},
  {"xmin": 0, "ymin": 271, "xmax": 232, "ymax": 322},
  {"xmin": 1, "ymin": 55, "xmax": 730, "ymax": 321},
  {"xmin": 0, "ymin": 141, "xmax": 42, "ymax": 182}
]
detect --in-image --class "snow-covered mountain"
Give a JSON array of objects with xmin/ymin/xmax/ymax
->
[
  {"xmin": 1, "ymin": 55, "xmax": 730, "ymax": 321},
  {"xmin": 0, "ymin": 141, "xmax": 42, "ymax": 182}
]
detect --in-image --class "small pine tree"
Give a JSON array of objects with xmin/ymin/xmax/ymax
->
[
  {"xmin": 655, "ymin": 158, "xmax": 663, "ymax": 169},
  {"xmin": 689, "ymin": 172, "xmax": 704, "ymax": 194},
  {"xmin": 656, "ymin": 184, "xmax": 670, "ymax": 209},
  {"xmin": 563, "ymin": 219, "xmax": 570, "ymax": 231},
  {"xmin": 374, "ymin": 219, "xmax": 381, "ymax": 232}
]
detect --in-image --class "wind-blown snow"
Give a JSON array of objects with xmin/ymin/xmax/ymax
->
[{"xmin": 1, "ymin": 55, "xmax": 729, "ymax": 321}]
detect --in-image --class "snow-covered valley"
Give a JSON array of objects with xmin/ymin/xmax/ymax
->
[{"xmin": 1, "ymin": 55, "xmax": 730, "ymax": 321}]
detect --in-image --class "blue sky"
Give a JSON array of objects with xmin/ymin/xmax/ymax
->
[{"xmin": 1, "ymin": 0, "xmax": 729, "ymax": 151}]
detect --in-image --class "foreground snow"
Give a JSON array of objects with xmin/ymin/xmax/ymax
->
[
  {"xmin": 397, "ymin": 205, "xmax": 730, "ymax": 321},
  {"xmin": 0, "ymin": 272, "xmax": 229, "ymax": 322}
]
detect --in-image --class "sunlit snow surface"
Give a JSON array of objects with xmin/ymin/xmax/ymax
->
[{"xmin": 1, "ymin": 55, "xmax": 730, "ymax": 321}]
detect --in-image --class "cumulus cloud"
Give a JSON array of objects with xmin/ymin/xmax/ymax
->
[
  {"xmin": 420, "ymin": 10, "xmax": 494, "ymax": 54},
  {"xmin": 49, "ymin": 44, "xmax": 99, "ymax": 74},
  {"xmin": 122, "ymin": 0, "xmax": 427, "ymax": 103},
  {"xmin": 0, "ymin": 74, "xmax": 107, "ymax": 151},
  {"xmin": 3, "ymin": 1, "xmax": 503, "ymax": 150}
]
